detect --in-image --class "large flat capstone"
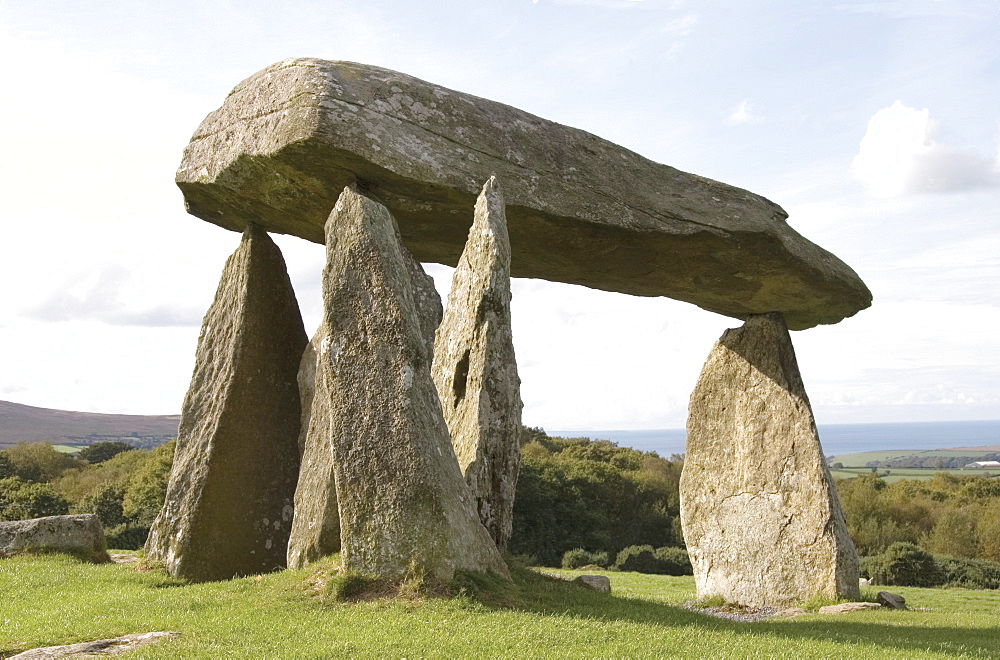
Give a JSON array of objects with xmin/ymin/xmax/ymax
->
[{"xmin": 176, "ymin": 58, "xmax": 871, "ymax": 330}]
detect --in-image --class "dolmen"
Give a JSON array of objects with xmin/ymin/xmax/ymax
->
[{"xmin": 148, "ymin": 58, "xmax": 869, "ymax": 606}]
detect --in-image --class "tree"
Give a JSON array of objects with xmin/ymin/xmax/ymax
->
[
  {"xmin": 77, "ymin": 442, "xmax": 136, "ymax": 465},
  {"xmin": 0, "ymin": 452, "xmax": 14, "ymax": 479},
  {"xmin": 2, "ymin": 442, "xmax": 82, "ymax": 482},
  {"xmin": 0, "ymin": 477, "xmax": 71, "ymax": 521},
  {"xmin": 928, "ymin": 508, "xmax": 979, "ymax": 559},
  {"xmin": 122, "ymin": 440, "xmax": 175, "ymax": 527},
  {"xmin": 83, "ymin": 484, "xmax": 129, "ymax": 528}
]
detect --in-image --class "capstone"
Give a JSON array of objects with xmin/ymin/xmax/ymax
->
[
  {"xmin": 175, "ymin": 58, "xmax": 871, "ymax": 329},
  {"xmin": 145, "ymin": 223, "xmax": 307, "ymax": 582},
  {"xmin": 432, "ymin": 176, "xmax": 522, "ymax": 552},
  {"xmin": 320, "ymin": 186, "xmax": 507, "ymax": 581},
  {"xmin": 680, "ymin": 313, "xmax": 860, "ymax": 607}
]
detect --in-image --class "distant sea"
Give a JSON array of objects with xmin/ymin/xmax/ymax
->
[{"xmin": 550, "ymin": 420, "xmax": 1000, "ymax": 459}]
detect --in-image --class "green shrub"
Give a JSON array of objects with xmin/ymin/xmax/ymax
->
[
  {"xmin": 615, "ymin": 545, "xmax": 659, "ymax": 573},
  {"xmin": 865, "ymin": 542, "xmax": 943, "ymax": 587},
  {"xmin": 561, "ymin": 548, "xmax": 609, "ymax": 569},
  {"xmin": 0, "ymin": 477, "xmax": 71, "ymax": 521},
  {"xmin": 106, "ymin": 525, "xmax": 150, "ymax": 551},
  {"xmin": 936, "ymin": 556, "xmax": 1000, "ymax": 590},
  {"xmin": 653, "ymin": 546, "xmax": 692, "ymax": 575},
  {"xmin": 77, "ymin": 442, "xmax": 136, "ymax": 465}
]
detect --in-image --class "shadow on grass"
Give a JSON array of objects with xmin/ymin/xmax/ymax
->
[{"xmin": 494, "ymin": 568, "xmax": 999, "ymax": 657}]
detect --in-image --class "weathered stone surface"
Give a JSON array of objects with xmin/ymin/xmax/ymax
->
[
  {"xmin": 0, "ymin": 514, "xmax": 107, "ymax": 562},
  {"xmin": 680, "ymin": 313, "xmax": 860, "ymax": 607},
  {"xmin": 175, "ymin": 58, "xmax": 871, "ymax": 330},
  {"xmin": 877, "ymin": 591, "xmax": 908, "ymax": 610},
  {"xmin": 9, "ymin": 632, "xmax": 180, "ymax": 659},
  {"xmin": 321, "ymin": 186, "xmax": 507, "ymax": 581},
  {"xmin": 287, "ymin": 323, "xmax": 340, "ymax": 569},
  {"xmin": 573, "ymin": 574, "xmax": 612, "ymax": 592},
  {"xmin": 818, "ymin": 602, "xmax": 880, "ymax": 614},
  {"xmin": 432, "ymin": 177, "xmax": 522, "ymax": 553},
  {"xmin": 145, "ymin": 224, "xmax": 307, "ymax": 582}
]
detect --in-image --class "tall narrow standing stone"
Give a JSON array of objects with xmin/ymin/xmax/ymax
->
[
  {"xmin": 432, "ymin": 177, "xmax": 522, "ymax": 552},
  {"xmin": 287, "ymin": 202, "xmax": 445, "ymax": 571},
  {"xmin": 680, "ymin": 313, "xmax": 859, "ymax": 607},
  {"xmin": 322, "ymin": 186, "xmax": 507, "ymax": 581},
  {"xmin": 286, "ymin": 323, "xmax": 341, "ymax": 569},
  {"xmin": 146, "ymin": 224, "xmax": 306, "ymax": 582}
]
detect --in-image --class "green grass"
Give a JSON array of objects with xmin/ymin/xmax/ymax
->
[
  {"xmin": 2, "ymin": 554, "xmax": 1000, "ymax": 658},
  {"xmin": 49, "ymin": 444, "xmax": 85, "ymax": 454},
  {"xmin": 829, "ymin": 466, "xmax": 982, "ymax": 482},
  {"xmin": 831, "ymin": 448, "xmax": 999, "ymax": 468}
]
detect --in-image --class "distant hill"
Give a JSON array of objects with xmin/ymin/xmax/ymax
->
[{"xmin": 0, "ymin": 400, "xmax": 179, "ymax": 450}]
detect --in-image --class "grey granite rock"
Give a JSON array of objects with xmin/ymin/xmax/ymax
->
[
  {"xmin": 145, "ymin": 224, "xmax": 306, "ymax": 582},
  {"xmin": 320, "ymin": 186, "xmax": 507, "ymax": 581},
  {"xmin": 0, "ymin": 514, "xmax": 107, "ymax": 562},
  {"xmin": 286, "ymin": 323, "xmax": 341, "ymax": 570},
  {"xmin": 680, "ymin": 313, "xmax": 860, "ymax": 607},
  {"xmin": 432, "ymin": 177, "xmax": 522, "ymax": 552},
  {"xmin": 175, "ymin": 58, "xmax": 871, "ymax": 329}
]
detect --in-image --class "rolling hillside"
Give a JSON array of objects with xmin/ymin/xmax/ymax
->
[{"xmin": 0, "ymin": 399, "xmax": 179, "ymax": 449}]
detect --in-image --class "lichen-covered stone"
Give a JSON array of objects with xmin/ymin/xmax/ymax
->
[
  {"xmin": 286, "ymin": 324, "xmax": 341, "ymax": 569},
  {"xmin": 145, "ymin": 224, "xmax": 306, "ymax": 582},
  {"xmin": 680, "ymin": 313, "xmax": 859, "ymax": 607},
  {"xmin": 432, "ymin": 177, "xmax": 522, "ymax": 552},
  {"xmin": 0, "ymin": 514, "xmax": 108, "ymax": 562},
  {"xmin": 321, "ymin": 186, "xmax": 507, "ymax": 581},
  {"xmin": 175, "ymin": 58, "xmax": 871, "ymax": 330}
]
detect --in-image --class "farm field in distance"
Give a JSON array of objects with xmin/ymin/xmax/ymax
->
[{"xmin": 829, "ymin": 446, "xmax": 1000, "ymax": 482}]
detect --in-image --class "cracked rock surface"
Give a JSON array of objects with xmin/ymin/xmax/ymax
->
[
  {"xmin": 145, "ymin": 224, "xmax": 306, "ymax": 582},
  {"xmin": 319, "ymin": 186, "xmax": 507, "ymax": 582},
  {"xmin": 175, "ymin": 58, "xmax": 870, "ymax": 330},
  {"xmin": 432, "ymin": 177, "xmax": 522, "ymax": 553},
  {"xmin": 680, "ymin": 313, "xmax": 859, "ymax": 607}
]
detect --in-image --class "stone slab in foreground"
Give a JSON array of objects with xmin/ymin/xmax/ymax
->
[
  {"xmin": 0, "ymin": 514, "xmax": 107, "ymax": 562},
  {"xmin": 176, "ymin": 58, "xmax": 871, "ymax": 330},
  {"xmin": 9, "ymin": 632, "xmax": 180, "ymax": 659},
  {"xmin": 680, "ymin": 313, "xmax": 859, "ymax": 607}
]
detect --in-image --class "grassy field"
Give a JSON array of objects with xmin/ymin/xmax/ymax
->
[
  {"xmin": 830, "ymin": 448, "xmax": 998, "ymax": 467},
  {"xmin": 828, "ymin": 466, "xmax": 990, "ymax": 482},
  {"xmin": 2, "ymin": 553, "xmax": 999, "ymax": 658}
]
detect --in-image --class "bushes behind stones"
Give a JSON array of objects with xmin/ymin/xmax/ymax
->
[
  {"xmin": 861, "ymin": 542, "xmax": 1000, "ymax": 589},
  {"xmin": 613, "ymin": 545, "xmax": 692, "ymax": 575},
  {"xmin": 863, "ymin": 542, "xmax": 943, "ymax": 587},
  {"xmin": 936, "ymin": 556, "xmax": 1000, "ymax": 590},
  {"xmin": 561, "ymin": 548, "xmax": 610, "ymax": 569}
]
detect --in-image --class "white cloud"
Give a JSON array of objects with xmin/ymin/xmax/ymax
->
[
  {"xmin": 725, "ymin": 100, "xmax": 761, "ymax": 126},
  {"xmin": 852, "ymin": 100, "xmax": 999, "ymax": 197}
]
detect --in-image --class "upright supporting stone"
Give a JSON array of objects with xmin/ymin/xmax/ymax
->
[
  {"xmin": 322, "ymin": 186, "xmax": 508, "ymax": 581},
  {"xmin": 680, "ymin": 313, "xmax": 859, "ymax": 607},
  {"xmin": 145, "ymin": 224, "xmax": 306, "ymax": 582},
  {"xmin": 432, "ymin": 177, "xmax": 522, "ymax": 553},
  {"xmin": 286, "ymin": 323, "xmax": 341, "ymax": 569}
]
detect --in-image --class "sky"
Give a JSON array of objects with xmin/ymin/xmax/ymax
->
[{"xmin": 0, "ymin": 0, "xmax": 997, "ymax": 432}]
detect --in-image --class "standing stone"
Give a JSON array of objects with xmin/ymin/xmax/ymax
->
[
  {"xmin": 432, "ymin": 176, "xmax": 522, "ymax": 553},
  {"xmin": 286, "ymin": 323, "xmax": 341, "ymax": 569},
  {"xmin": 321, "ymin": 186, "xmax": 507, "ymax": 582},
  {"xmin": 145, "ymin": 224, "xmax": 306, "ymax": 582},
  {"xmin": 287, "ymin": 205, "xmax": 444, "ymax": 571},
  {"xmin": 680, "ymin": 313, "xmax": 859, "ymax": 607}
]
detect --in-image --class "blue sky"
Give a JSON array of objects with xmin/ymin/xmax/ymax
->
[{"xmin": 1, "ymin": 0, "xmax": 997, "ymax": 430}]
